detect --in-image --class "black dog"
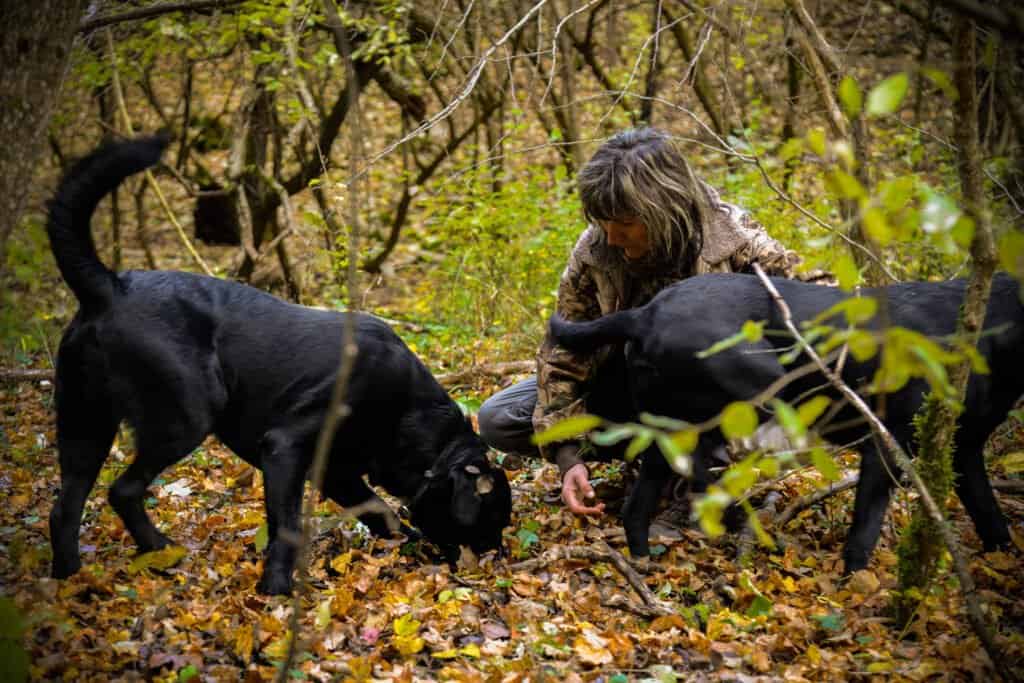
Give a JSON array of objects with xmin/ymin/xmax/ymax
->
[
  {"xmin": 46, "ymin": 136, "xmax": 511, "ymax": 595},
  {"xmin": 550, "ymin": 272, "xmax": 1016, "ymax": 572}
]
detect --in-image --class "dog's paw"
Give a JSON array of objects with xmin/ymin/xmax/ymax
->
[
  {"xmin": 257, "ymin": 571, "xmax": 294, "ymax": 596},
  {"xmin": 51, "ymin": 557, "xmax": 82, "ymax": 580}
]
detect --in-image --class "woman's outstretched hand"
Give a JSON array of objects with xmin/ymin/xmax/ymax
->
[{"xmin": 561, "ymin": 463, "xmax": 605, "ymax": 516}]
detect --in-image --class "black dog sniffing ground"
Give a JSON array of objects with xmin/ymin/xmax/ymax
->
[
  {"xmin": 551, "ymin": 272, "xmax": 1016, "ymax": 571},
  {"xmin": 46, "ymin": 135, "xmax": 510, "ymax": 595}
]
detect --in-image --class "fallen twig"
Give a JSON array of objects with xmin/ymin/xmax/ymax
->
[
  {"xmin": 0, "ymin": 369, "xmax": 53, "ymax": 383},
  {"xmin": 993, "ymin": 479, "xmax": 1024, "ymax": 495},
  {"xmin": 775, "ymin": 473, "xmax": 859, "ymax": 527},
  {"xmin": 505, "ymin": 543, "xmax": 672, "ymax": 616},
  {"xmin": 436, "ymin": 361, "xmax": 534, "ymax": 387}
]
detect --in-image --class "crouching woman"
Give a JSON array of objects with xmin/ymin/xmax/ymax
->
[{"xmin": 478, "ymin": 127, "xmax": 815, "ymax": 517}]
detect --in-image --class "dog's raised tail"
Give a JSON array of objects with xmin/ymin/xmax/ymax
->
[
  {"xmin": 549, "ymin": 309, "xmax": 641, "ymax": 352},
  {"xmin": 47, "ymin": 134, "xmax": 169, "ymax": 309}
]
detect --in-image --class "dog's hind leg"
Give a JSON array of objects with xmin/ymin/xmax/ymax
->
[
  {"xmin": 842, "ymin": 442, "xmax": 899, "ymax": 573},
  {"xmin": 109, "ymin": 426, "xmax": 206, "ymax": 555},
  {"xmin": 50, "ymin": 385, "xmax": 119, "ymax": 579},
  {"xmin": 953, "ymin": 427, "xmax": 1011, "ymax": 552}
]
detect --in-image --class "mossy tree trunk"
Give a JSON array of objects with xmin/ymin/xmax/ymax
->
[{"xmin": 896, "ymin": 17, "xmax": 998, "ymax": 624}]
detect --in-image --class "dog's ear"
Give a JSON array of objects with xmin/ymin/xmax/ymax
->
[{"xmin": 450, "ymin": 468, "xmax": 482, "ymax": 527}]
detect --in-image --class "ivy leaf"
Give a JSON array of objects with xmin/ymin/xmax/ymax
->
[
  {"xmin": 813, "ymin": 611, "xmax": 846, "ymax": 632},
  {"xmin": 746, "ymin": 594, "xmax": 774, "ymax": 618},
  {"xmin": 866, "ymin": 73, "xmax": 909, "ymax": 116}
]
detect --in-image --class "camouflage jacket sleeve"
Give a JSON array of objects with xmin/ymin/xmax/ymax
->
[
  {"xmin": 532, "ymin": 249, "xmax": 604, "ymax": 464},
  {"xmin": 727, "ymin": 211, "xmax": 802, "ymax": 278}
]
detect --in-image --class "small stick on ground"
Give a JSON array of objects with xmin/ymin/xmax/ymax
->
[
  {"xmin": 775, "ymin": 473, "xmax": 859, "ymax": 527},
  {"xmin": 505, "ymin": 543, "xmax": 673, "ymax": 617}
]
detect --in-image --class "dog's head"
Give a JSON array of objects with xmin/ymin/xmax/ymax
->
[{"xmin": 408, "ymin": 432, "xmax": 512, "ymax": 559}]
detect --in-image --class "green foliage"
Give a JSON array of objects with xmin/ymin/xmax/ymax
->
[
  {"xmin": 405, "ymin": 164, "xmax": 583, "ymax": 368},
  {"xmin": 896, "ymin": 393, "xmax": 959, "ymax": 624},
  {"xmin": 866, "ymin": 73, "xmax": 909, "ymax": 116},
  {"xmin": 532, "ymin": 414, "xmax": 603, "ymax": 446},
  {"xmin": 695, "ymin": 320, "xmax": 764, "ymax": 358},
  {"xmin": 721, "ymin": 402, "xmax": 758, "ymax": 440},
  {"xmin": 1, "ymin": 216, "xmax": 64, "ymax": 364}
]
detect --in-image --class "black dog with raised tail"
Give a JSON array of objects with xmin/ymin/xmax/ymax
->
[{"xmin": 46, "ymin": 135, "xmax": 511, "ymax": 595}]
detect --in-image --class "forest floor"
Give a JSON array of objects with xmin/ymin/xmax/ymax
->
[{"xmin": 2, "ymin": 365, "xmax": 1024, "ymax": 681}]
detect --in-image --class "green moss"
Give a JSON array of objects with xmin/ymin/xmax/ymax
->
[{"xmin": 895, "ymin": 392, "xmax": 957, "ymax": 625}]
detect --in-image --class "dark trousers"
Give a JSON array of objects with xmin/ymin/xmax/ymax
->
[{"xmin": 477, "ymin": 349, "xmax": 632, "ymax": 458}]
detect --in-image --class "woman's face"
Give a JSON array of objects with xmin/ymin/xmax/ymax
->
[{"xmin": 599, "ymin": 217, "xmax": 650, "ymax": 260}]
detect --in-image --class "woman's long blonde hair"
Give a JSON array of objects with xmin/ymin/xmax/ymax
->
[{"xmin": 578, "ymin": 127, "xmax": 713, "ymax": 271}]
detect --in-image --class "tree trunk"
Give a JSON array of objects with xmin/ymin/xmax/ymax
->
[
  {"xmin": 896, "ymin": 17, "xmax": 998, "ymax": 625},
  {"xmin": 0, "ymin": 0, "xmax": 85, "ymax": 267}
]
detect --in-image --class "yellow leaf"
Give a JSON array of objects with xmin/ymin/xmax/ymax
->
[
  {"xmin": 999, "ymin": 451, "xmax": 1024, "ymax": 474},
  {"xmin": 650, "ymin": 614, "xmax": 686, "ymax": 632},
  {"xmin": 394, "ymin": 634, "xmax": 424, "ymax": 657},
  {"xmin": 806, "ymin": 643, "xmax": 821, "ymax": 666},
  {"xmin": 393, "ymin": 613, "xmax": 421, "ymax": 637},
  {"xmin": 234, "ymin": 624, "xmax": 254, "ymax": 663},
  {"xmin": 263, "ymin": 631, "xmax": 292, "ymax": 660},
  {"xmin": 315, "ymin": 599, "xmax": 332, "ymax": 630},
  {"xmin": 127, "ymin": 546, "xmax": 187, "ymax": 574},
  {"xmin": 459, "ymin": 643, "xmax": 481, "ymax": 658},
  {"xmin": 867, "ymin": 660, "xmax": 895, "ymax": 673},
  {"xmin": 573, "ymin": 630, "xmax": 612, "ymax": 666},
  {"xmin": 332, "ymin": 588, "xmax": 355, "ymax": 617},
  {"xmin": 431, "ymin": 648, "xmax": 459, "ymax": 659},
  {"xmin": 750, "ymin": 648, "xmax": 772, "ymax": 672},
  {"xmin": 330, "ymin": 551, "xmax": 353, "ymax": 576}
]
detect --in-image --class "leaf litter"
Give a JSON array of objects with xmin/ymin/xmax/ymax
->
[{"xmin": 1, "ymin": 379, "xmax": 1022, "ymax": 681}]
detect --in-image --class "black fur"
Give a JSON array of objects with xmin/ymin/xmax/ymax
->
[
  {"xmin": 550, "ymin": 272, "xmax": 1016, "ymax": 571},
  {"xmin": 46, "ymin": 137, "xmax": 511, "ymax": 595}
]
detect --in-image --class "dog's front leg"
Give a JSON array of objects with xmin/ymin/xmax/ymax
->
[
  {"xmin": 257, "ymin": 435, "xmax": 307, "ymax": 596},
  {"xmin": 621, "ymin": 450, "xmax": 670, "ymax": 557}
]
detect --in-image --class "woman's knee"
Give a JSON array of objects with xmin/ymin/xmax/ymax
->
[{"xmin": 477, "ymin": 379, "xmax": 538, "ymax": 453}]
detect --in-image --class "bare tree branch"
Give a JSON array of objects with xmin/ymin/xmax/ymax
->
[{"xmin": 79, "ymin": 0, "xmax": 247, "ymax": 34}]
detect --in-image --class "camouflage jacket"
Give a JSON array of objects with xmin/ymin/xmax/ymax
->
[{"xmin": 533, "ymin": 193, "xmax": 801, "ymax": 467}]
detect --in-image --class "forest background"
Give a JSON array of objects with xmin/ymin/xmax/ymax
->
[{"xmin": 1, "ymin": 0, "xmax": 1023, "ymax": 681}]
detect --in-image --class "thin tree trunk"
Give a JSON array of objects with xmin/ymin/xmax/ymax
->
[
  {"xmin": 896, "ymin": 17, "xmax": 1000, "ymax": 626},
  {"xmin": 0, "ymin": 0, "xmax": 86, "ymax": 267},
  {"xmin": 665, "ymin": 6, "xmax": 727, "ymax": 136}
]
